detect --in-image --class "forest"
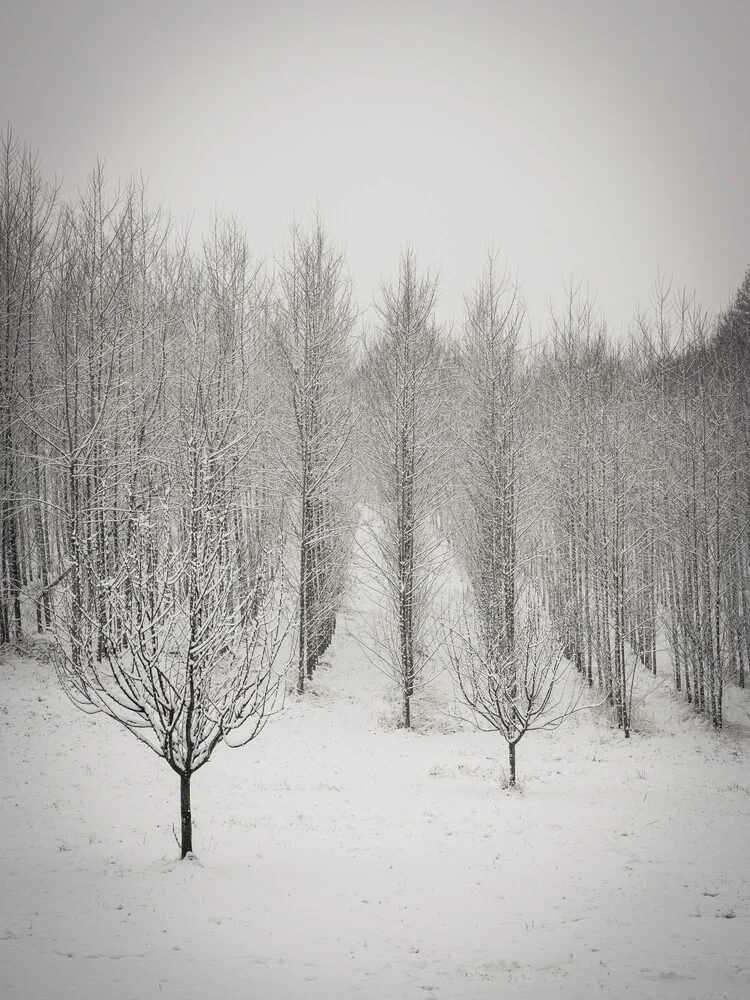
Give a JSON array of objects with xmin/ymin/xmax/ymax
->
[{"xmin": 2, "ymin": 128, "xmax": 750, "ymax": 856}]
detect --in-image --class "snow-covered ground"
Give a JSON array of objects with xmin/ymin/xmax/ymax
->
[{"xmin": 2, "ymin": 614, "xmax": 750, "ymax": 1000}]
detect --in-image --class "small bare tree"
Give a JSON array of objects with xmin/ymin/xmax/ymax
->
[
  {"xmin": 447, "ymin": 599, "xmax": 581, "ymax": 786},
  {"xmin": 55, "ymin": 438, "xmax": 287, "ymax": 859}
]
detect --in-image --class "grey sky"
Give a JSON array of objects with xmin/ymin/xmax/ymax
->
[{"xmin": 2, "ymin": 0, "xmax": 749, "ymax": 335}]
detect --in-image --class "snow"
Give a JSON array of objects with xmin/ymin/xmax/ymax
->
[{"xmin": 2, "ymin": 619, "xmax": 750, "ymax": 999}]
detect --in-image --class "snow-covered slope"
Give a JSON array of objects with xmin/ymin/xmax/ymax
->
[{"xmin": 1, "ymin": 620, "xmax": 749, "ymax": 1000}]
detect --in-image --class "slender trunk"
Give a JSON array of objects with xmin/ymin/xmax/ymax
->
[
  {"xmin": 180, "ymin": 770, "xmax": 193, "ymax": 859},
  {"xmin": 738, "ymin": 543, "xmax": 748, "ymax": 688},
  {"xmin": 665, "ymin": 550, "xmax": 681, "ymax": 692},
  {"xmin": 399, "ymin": 417, "xmax": 415, "ymax": 726},
  {"xmin": 508, "ymin": 741, "xmax": 516, "ymax": 787},
  {"xmin": 5, "ymin": 428, "xmax": 22, "ymax": 640},
  {"xmin": 298, "ymin": 475, "xmax": 309, "ymax": 694},
  {"xmin": 583, "ymin": 474, "xmax": 593, "ymax": 685}
]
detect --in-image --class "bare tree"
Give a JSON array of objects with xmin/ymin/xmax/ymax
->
[
  {"xmin": 447, "ymin": 597, "xmax": 581, "ymax": 786},
  {"xmin": 450, "ymin": 252, "xmax": 529, "ymax": 675},
  {"xmin": 48, "ymin": 191, "xmax": 288, "ymax": 857},
  {"xmin": 362, "ymin": 247, "xmax": 449, "ymax": 728},
  {"xmin": 271, "ymin": 216, "xmax": 357, "ymax": 693},
  {"xmin": 0, "ymin": 128, "xmax": 58, "ymax": 642},
  {"xmin": 55, "ymin": 438, "xmax": 287, "ymax": 858}
]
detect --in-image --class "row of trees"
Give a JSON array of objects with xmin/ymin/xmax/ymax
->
[
  {"xmin": 539, "ymin": 279, "xmax": 750, "ymax": 734},
  {"xmin": 357, "ymin": 255, "xmax": 750, "ymax": 752},
  {"xmin": 2, "ymin": 130, "xmax": 749, "ymax": 835}
]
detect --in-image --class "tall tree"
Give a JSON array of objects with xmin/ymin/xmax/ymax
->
[
  {"xmin": 451, "ymin": 252, "xmax": 528, "ymax": 681},
  {"xmin": 272, "ymin": 216, "xmax": 357, "ymax": 693},
  {"xmin": 0, "ymin": 128, "xmax": 57, "ymax": 643},
  {"xmin": 363, "ymin": 247, "xmax": 448, "ymax": 728}
]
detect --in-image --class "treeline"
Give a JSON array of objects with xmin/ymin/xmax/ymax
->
[
  {"xmin": 537, "ymin": 281, "xmax": 750, "ymax": 734},
  {"xmin": 0, "ymin": 138, "xmax": 356, "ymax": 700},
  {"xmin": 2, "ymin": 129, "xmax": 749, "ymax": 750}
]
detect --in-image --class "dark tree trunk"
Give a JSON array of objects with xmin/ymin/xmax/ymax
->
[
  {"xmin": 180, "ymin": 770, "xmax": 193, "ymax": 859},
  {"xmin": 398, "ymin": 422, "xmax": 415, "ymax": 729},
  {"xmin": 402, "ymin": 689, "xmax": 411, "ymax": 729},
  {"xmin": 298, "ymin": 529, "xmax": 308, "ymax": 694},
  {"xmin": 508, "ymin": 741, "xmax": 516, "ymax": 787}
]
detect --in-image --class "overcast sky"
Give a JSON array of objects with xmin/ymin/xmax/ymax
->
[{"xmin": 2, "ymin": 0, "xmax": 749, "ymax": 335}]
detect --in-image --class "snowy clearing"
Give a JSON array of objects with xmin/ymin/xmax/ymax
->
[{"xmin": 1, "ymin": 623, "xmax": 749, "ymax": 1000}]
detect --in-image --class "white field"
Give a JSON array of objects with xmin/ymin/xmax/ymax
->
[{"xmin": 1, "ymin": 615, "xmax": 749, "ymax": 1000}]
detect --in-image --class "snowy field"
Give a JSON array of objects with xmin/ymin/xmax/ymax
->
[{"xmin": 2, "ymin": 620, "xmax": 750, "ymax": 1000}]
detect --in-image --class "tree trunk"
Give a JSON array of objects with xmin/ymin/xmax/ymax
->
[
  {"xmin": 508, "ymin": 741, "xmax": 516, "ymax": 787},
  {"xmin": 180, "ymin": 770, "xmax": 193, "ymax": 859},
  {"xmin": 298, "ymin": 514, "xmax": 308, "ymax": 694}
]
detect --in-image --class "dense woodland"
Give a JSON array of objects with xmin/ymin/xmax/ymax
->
[{"xmin": 2, "ymin": 131, "xmax": 750, "ymax": 846}]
